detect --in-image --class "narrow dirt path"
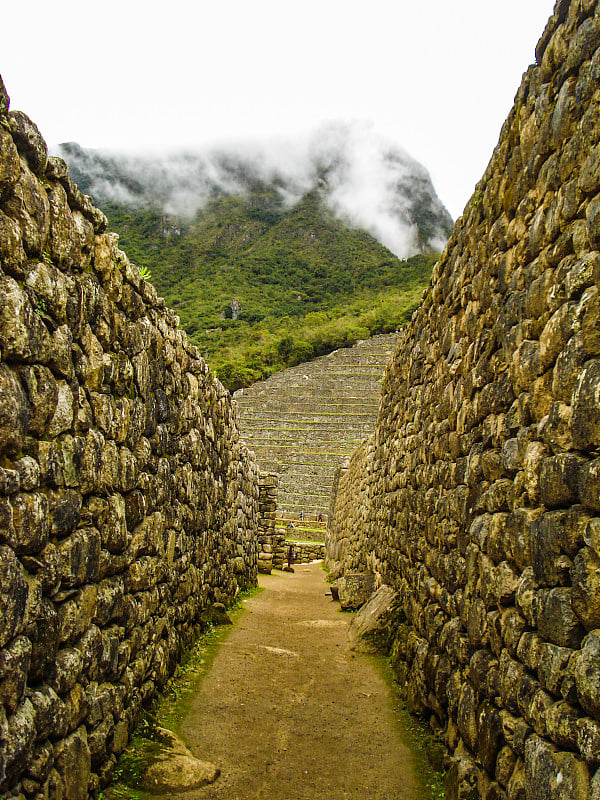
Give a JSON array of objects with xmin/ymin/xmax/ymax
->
[{"xmin": 167, "ymin": 562, "xmax": 421, "ymax": 800}]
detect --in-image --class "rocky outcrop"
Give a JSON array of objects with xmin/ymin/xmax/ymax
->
[
  {"xmin": 0, "ymin": 77, "xmax": 260, "ymax": 799},
  {"xmin": 327, "ymin": 2, "xmax": 600, "ymax": 798}
]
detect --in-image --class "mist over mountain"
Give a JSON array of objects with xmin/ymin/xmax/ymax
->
[
  {"xmin": 55, "ymin": 123, "xmax": 451, "ymax": 390},
  {"xmin": 57, "ymin": 122, "xmax": 452, "ymax": 258}
]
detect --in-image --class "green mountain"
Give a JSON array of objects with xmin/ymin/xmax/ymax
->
[{"xmin": 58, "ymin": 130, "xmax": 451, "ymax": 390}]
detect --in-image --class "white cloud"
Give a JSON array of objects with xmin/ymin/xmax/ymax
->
[{"xmin": 59, "ymin": 121, "xmax": 452, "ymax": 257}]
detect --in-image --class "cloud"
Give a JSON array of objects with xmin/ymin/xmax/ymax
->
[{"xmin": 56, "ymin": 122, "xmax": 452, "ymax": 257}]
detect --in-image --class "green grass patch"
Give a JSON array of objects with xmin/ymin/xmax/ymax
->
[{"xmin": 372, "ymin": 653, "xmax": 446, "ymax": 800}]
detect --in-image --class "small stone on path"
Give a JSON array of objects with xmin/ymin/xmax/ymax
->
[
  {"xmin": 348, "ymin": 584, "xmax": 398, "ymax": 653},
  {"xmin": 143, "ymin": 727, "xmax": 220, "ymax": 793}
]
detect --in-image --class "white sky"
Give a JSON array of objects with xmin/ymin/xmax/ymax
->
[{"xmin": 2, "ymin": 0, "xmax": 556, "ymax": 219}]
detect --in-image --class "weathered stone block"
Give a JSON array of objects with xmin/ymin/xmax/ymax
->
[
  {"xmin": 337, "ymin": 572, "xmax": 375, "ymax": 610},
  {"xmin": 47, "ymin": 647, "xmax": 84, "ymax": 696},
  {"xmin": 0, "ymin": 364, "xmax": 28, "ymax": 457},
  {"xmin": 578, "ymin": 458, "xmax": 600, "ymax": 513},
  {"xmin": 542, "ymin": 401, "xmax": 574, "ymax": 452},
  {"xmin": 3, "ymin": 491, "xmax": 50, "ymax": 555},
  {"xmin": 0, "ymin": 208, "xmax": 27, "ymax": 276},
  {"xmin": 567, "ymin": 15, "xmax": 600, "ymax": 74},
  {"xmin": 94, "ymin": 577, "xmax": 125, "ymax": 626},
  {"xmin": 585, "ymin": 517, "xmax": 600, "ymax": 557},
  {"xmin": 47, "ymin": 380, "xmax": 74, "ymax": 437},
  {"xmin": 537, "ymin": 642, "xmax": 573, "ymax": 696},
  {"xmin": 0, "ymin": 546, "xmax": 29, "ymax": 649},
  {"xmin": 348, "ymin": 584, "xmax": 398, "ymax": 653},
  {"xmin": 524, "ymin": 735, "xmax": 589, "ymax": 800},
  {"xmin": 3, "ymin": 698, "xmax": 36, "ymax": 785},
  {"xmin": 29, "ymin": 685, "xmax": 66, "ymax": 741},
  {"xmin": 54, "ymin": 727, "xmax": 91, "ymax": 800},
  {"xmin": 48, "ymin": 182, "xmax": 81, "ymax": 267},
  {"xmin": 546, "ymin": 699, "xmax": 579, "ymax": 750},
  {"xmin": 8, "ymin": 110, "xmax": 48, "ymax": 175},
  {"xmin": 540, "ymin": 454, "xmax": 584, "ymax": 508},
  {"xmin": 28, "ymin": 597, "xmax": 59, "ymax": 682},
  {"xmin": 577, "ymin": 716, "xmax": 600, "ymax": 765},
  {"xmin": 0, "ymin": 635, "xmax": 31, "ymax": 713},
  {"xmin": 536, "ymin": 588, "xmax": 585, "ymax": 648},
  {"xmin": 539, "ymin": 302, "xmax": 576, "ymax": 373},
  {"xmin": 28, "ymin": 739, "xmax": 54, "ymax": 783},
  {"xmin": 572, "ymin": 360, "xmax": 600, "ymax": 451},
  {"xmin": 58, "ymin": 528, "xmax": 101, "ymax": 588},
  {"xmin": 88, "ymin": 717, "xmax": 113, "ymax": 766},
  {"xmin": 571, "ymin": 546, "xmax": 600, "ymax": 629},
  {"xmin": 0, "ymin": 125, "xmax": 20, "ymax": 200},
  {"xmin": 552, "ymin": 334, "xmax": 588, "ymax": 402},
  {"xmin": 4, "ymin": 166, "xmax": 50, "ymax": 256},
  {"xmin": 48, "ymin": 490, "xmax": 83, "ymax": 538},
  {"xmin": 18, "ymin": 364, "xmax": 58, "ymax": 437},
  {"xmin": 530, "ymin": 509, "xmax": 585, "ymax": 586},
  {"xmin": 62, "ymin": 683, "xmax": 89, "ymax": 734},
  {"xmin": 575, "ymin": 630, "xmax": 600, "ymax": 717},
  {"xmin": 585, "ymin": 193, "xmax": 600, "ymax": 249},
  {"xmin": 489, "ymin": 561, "xmax": 519, "ymax": 606},
  {"xmin": 478, "ymin": 701, "xmax": 504, "ymax": 776},
  {"xmin": 57, "ymin": 585, "xmax": 98, "ymax": 644}
]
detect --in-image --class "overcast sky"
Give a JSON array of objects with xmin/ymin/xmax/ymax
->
[{"xmin": 3, "ymin": 0, "xmax": 556, "ymax": 220}]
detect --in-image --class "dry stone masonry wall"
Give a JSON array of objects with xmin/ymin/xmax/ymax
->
[
  {"xmin": 286, "ymin": 541, "xmax": 325, "ymax": 564},
  {"xmin": 257, "ymin": 473, "xmax": 280, "ymax": 573},
  {"xmin": 256, "ymin": 476, "xmax": 324, "ymax": 571},
  {"xmin": 0, "ymin": 79, "xmax": 261, "ymax": 799},
  {"xmin": 327, "ymin": 2, "xmax": 600, "ymax": 798}
]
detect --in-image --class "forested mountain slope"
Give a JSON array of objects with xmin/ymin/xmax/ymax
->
[{"xmin": 58, "ymin": 128, "xmax": 451, "ymax": 389}]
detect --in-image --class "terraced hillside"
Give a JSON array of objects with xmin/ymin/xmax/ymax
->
[{"xmin": 233, "ymin": 334, "xmax": 399, "ymax": 521}]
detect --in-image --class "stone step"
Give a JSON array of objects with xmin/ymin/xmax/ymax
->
[
  {"xmin": 235, "ymin": 333, "xmax": 398, "ymax": 516},
  {"xmin": 240, "ymin": 405, "xmax": 378, "ymax": 416}
]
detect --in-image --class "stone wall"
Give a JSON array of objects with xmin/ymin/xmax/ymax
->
[
  {"xmin": 258, "ymin": 473, "xmax": 280, "ymax": 573},
  {"xmin": 325, "ymin": 442, "xmax": 372, "ymax": 580},
  {"xmin": 285, "ymin": 541, "xmax": 325, "ymax": 564},
  {"xmin": 256, "ymin": 475, "xmax": 324, "ymax": 570},
  {"xmin": 327, "ymin": 2, "xmax": 600, "ymax": 798},
  {"xmin": 0, "ymin": 79, "xmax": 260, "ymax": 799}
]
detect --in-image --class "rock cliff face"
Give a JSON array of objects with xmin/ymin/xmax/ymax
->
[
  {"xmin": 0, "ymin": 79, "xmax": 261, "ymax": 798},
  {"xmin": 327, "ymin": 2, "xmax": 600, "ymax": 798}
]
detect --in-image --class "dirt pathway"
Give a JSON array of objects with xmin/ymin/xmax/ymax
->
[{"xmin": 168, "ymin": 563, "xmax": 421, "ymax": 800}]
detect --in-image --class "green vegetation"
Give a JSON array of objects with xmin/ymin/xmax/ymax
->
[
  {"xmin": 103, "ymin": 189, "xmax": 438, "ymax": 391},
  {"xmin": 374, "ymin": 653, "xmax": 446, "ymax": 800}
]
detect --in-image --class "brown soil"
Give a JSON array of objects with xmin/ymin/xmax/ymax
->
[{"xmin": 160, "ymin": 563, "xmax": 422, "ymax": 800}]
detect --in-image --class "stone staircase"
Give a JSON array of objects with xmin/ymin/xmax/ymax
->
[{"xmin": 233, "ymin": 334, "xmax": 400, "ymax": 519}]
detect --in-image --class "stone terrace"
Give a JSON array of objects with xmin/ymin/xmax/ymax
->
[{"xmin": 233, "ymin": 333, "xmax": 399, "ymax": 519}]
